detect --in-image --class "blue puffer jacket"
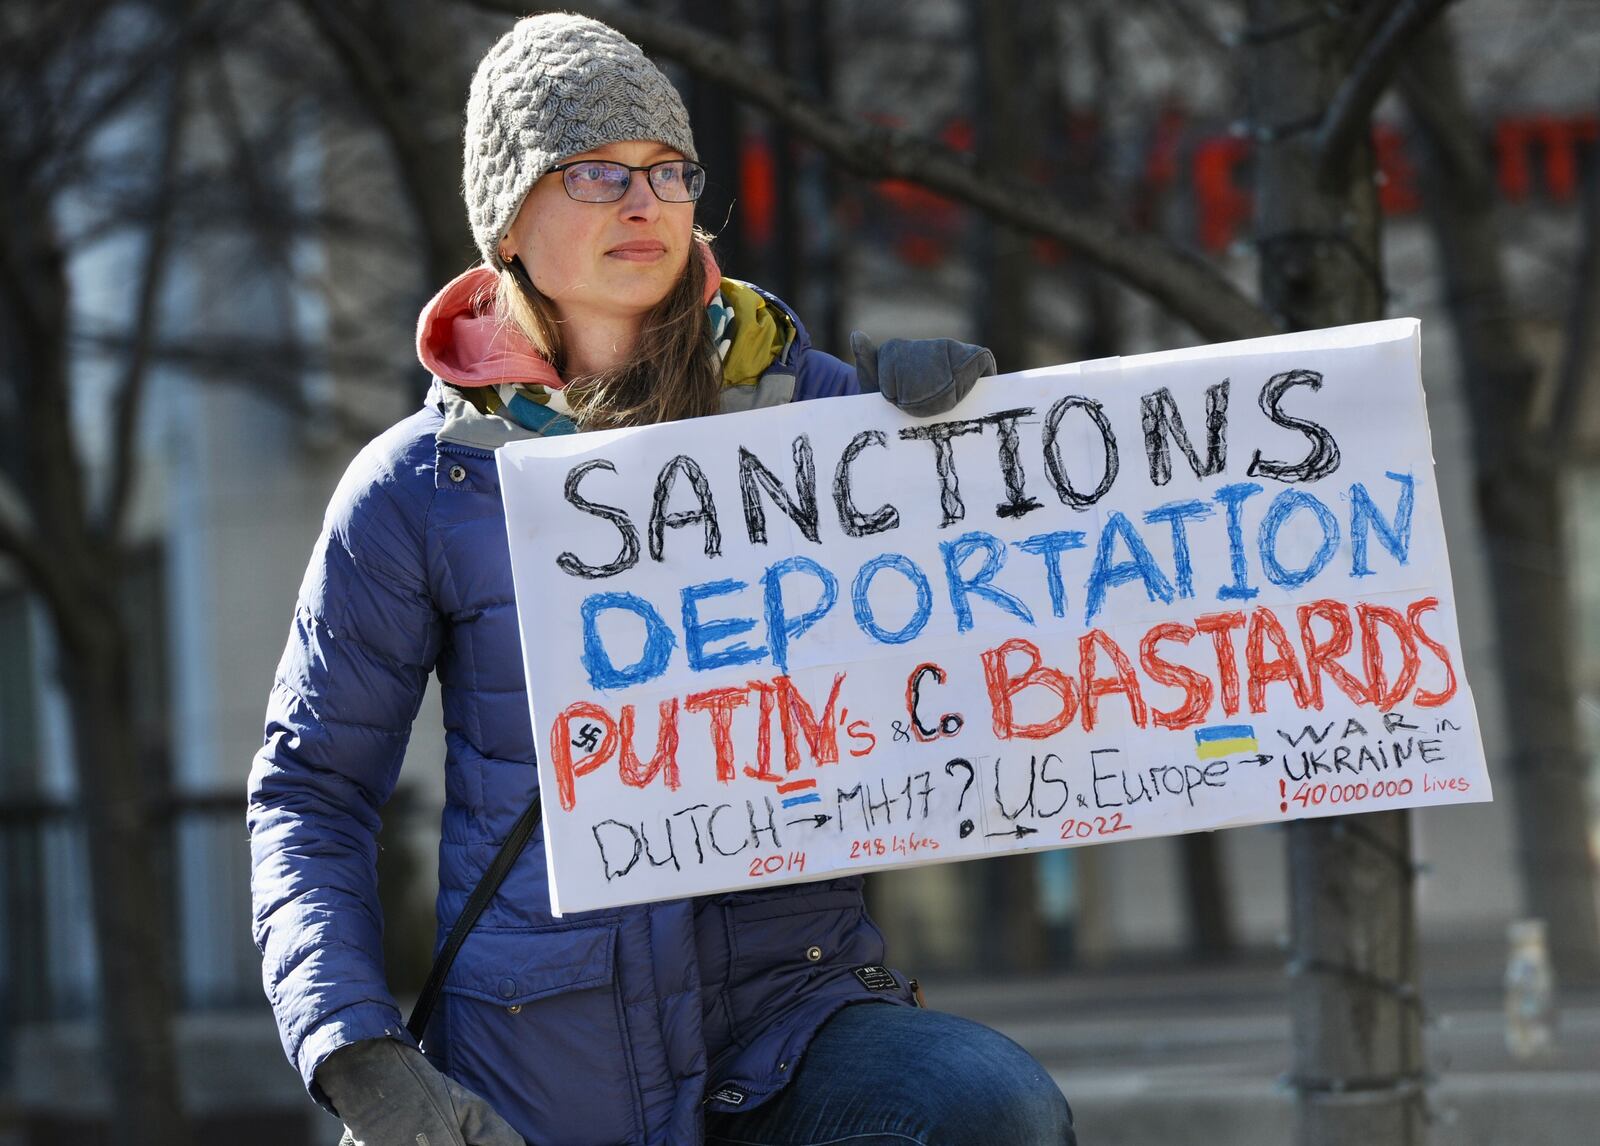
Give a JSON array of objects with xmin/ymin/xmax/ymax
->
[{"xmin": 247, "ymin": 278, "xmax": 915, "ymax": 1145}]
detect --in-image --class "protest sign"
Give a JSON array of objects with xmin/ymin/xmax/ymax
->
[{"xmin": 498, "ymin": 318, "xmax": 1489, "ymax": 916}]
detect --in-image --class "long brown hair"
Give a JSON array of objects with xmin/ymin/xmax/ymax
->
[{"xmin": 495, "ymin": 234, "xmax": 721, "ymax": 430}]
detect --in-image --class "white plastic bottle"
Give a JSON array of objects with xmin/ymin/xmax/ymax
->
[{"xmin": 1504, "ymin": 918, "xmax": 1556, "ymax": 1058}]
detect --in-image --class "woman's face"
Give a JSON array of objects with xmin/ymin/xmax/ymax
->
[{"xmin": 499, "ymin": 139, "xmax": 696, "ymax": 328}]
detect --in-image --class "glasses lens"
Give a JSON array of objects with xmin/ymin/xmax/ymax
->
[
  {"xmin": 563, "ymin": 161, "xmax": 631, "ymax": 202},
  {"xmin": 649, "ymin": 161, "xmax": 706, "ymax": 203}
]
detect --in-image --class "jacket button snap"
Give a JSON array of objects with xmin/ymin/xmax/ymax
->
[
  {"xmin": 498, "ymin": 977, "xmax": 517, "ymax": 999},
  {"xmin": 805, "ymin": 945, "xmax": 823, "ymax": 962},
  {"xmin": 506, "ymin": 1004, "xmax": 522, "ymax": 1014},
  {"xmin": 449, "ymin": 464, "xmax": 467, "ymax": 483}
]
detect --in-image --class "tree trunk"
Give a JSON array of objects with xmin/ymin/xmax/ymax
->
[
  {"xmin": 58, "ymin": 587, "xmax": 190, "ymax": 1146},
  {"xmin": 1402, "ymin": 22, "xmax": 1600, "ymax": 982},
  {"xmin": 1067, "ymin": 1, "xmax": 1235, "ymax": 957},
  {"xmin": 296, "ymin": 0, "xmax": 477, "ymax": 288},
  {"xmin": 1246, "ymin": 2, "xmax": 1425, "ymax": 1141},
  {"xmin": 1180, "ymin": 833, "xmax": 1234, "ymax": 960},
  {"xmin": 1070, "ymin": 9, "xmax": 1125, "ymax": 364},
  {"xmin": 974, "ymin": 0, "xmax": 1031, "ymax": 371},
  {"xmin": 969, "ymin": 0, "xmax": 1046, "ymax": 971},
  {"xmin": 685, "ymin": 0, "xmax": 747, "ymax": 277},
  {"xmin": 363, "ymin": 0, "xmax": 476, "ymax": 287},
  {"xmin": 3, "ymin": 131, "xmax": 190, "ymax": 1146},
  {"xmin": 792, "ymin": 0, "xmax": 842, "ymax": 355}
]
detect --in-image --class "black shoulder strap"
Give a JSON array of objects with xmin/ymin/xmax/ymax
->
[{"xmin": 406, "ymin": 793, "xmax": 542, "ymax": 1042}]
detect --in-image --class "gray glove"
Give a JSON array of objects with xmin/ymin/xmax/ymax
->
[
  {"xmin": 851, "ymin": 330, "xmax": 997, "ymax": 417},
  {"xmin": 318, "ymin": 1037, "xmax": 525, "ymax": 1146}
]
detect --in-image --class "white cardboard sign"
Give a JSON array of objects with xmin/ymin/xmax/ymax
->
[{"xmin": 498, "ymin": 319, "xmax": 1490, "ymax": 916}]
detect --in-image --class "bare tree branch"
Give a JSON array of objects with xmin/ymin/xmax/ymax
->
[
  {"xmin": 30, "ymin": 5, "xmax": 213, "ymax": 197},
  {"xmin": 1148, "ymin": 0, "xmax": 1232, "ymax": 55},
  {"xmin": 71, "ymin": 190, "xmax": 396, "ymax": 252},
  {"xmin": 77, "ymin": 326, "xmax": 402, "ymax": 379},
  {"xmin": 1547, "ymin": 98, "xmax": 1600, "ymax": 460},
  {"xmin": 0, "ymin": 156, "xmax": 89, "ymax": 564},
  {"xmin": 192, "ymin": 51, "xmax": 297, "ymax": 249},
  {"xmin": 296, "ymin": 0, "xmax": 410, "ymax": 165},
  {"xmin": 196, "ymin": 40, "xmax": 315, "ymax": 357},
  {"xmin": 0, "ymin": 3, "xmax": 111, "ymax": 175},
  {"xmin": 0, "ymin": 491, "xmax": 75, "ymax": 627},
  {"xmin": 76, "ymin": 327, "xmax": 398, "ymax": 441},
  {"xmin": 101, "ymin": 38, "xmax": 189, "ymax": 541},
  {"xmin": 1316, "ymin": 0, "xmax": 1459, "ymax": 188},
  {"xmin": 1394, "ymin": 65, "xmax": 1487, "ymax": 188},
  {"xmin": 295, "ymin": 0, "xmax": 475, "ymax": 284},
  {"xmin": 0, "ymin": 197, "xmax": 52, "ymax": 348},
  {"xmin": 462, "ymin": 0, "xmax": 1277, "ymax": 343}
]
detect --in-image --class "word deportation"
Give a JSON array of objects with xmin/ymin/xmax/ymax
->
[
  {"xmin": 548, "ymin": 593, "xmax": 1457, "ymax": 813},
  {"xmin": 557, "ymin": 371, "xmax": 1419, "ymax": 690}
]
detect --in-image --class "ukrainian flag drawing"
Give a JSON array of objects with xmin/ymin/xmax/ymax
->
[{"xmin": 1194, "ymin": 724, "xmax": 1258, "ymax": 760}]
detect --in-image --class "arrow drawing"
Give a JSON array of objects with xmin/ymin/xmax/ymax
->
[
  {"xmin": 985, "ymin": 825, "xmax": 1038, "ymax": 840},
  {"xmin": 786, "ymin": 814, "xmax": 831, "ymax": 829}
]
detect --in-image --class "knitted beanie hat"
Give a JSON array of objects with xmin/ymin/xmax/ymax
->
[{"xmin": 463, "ymin": 13, "xmax": 698, "ymax": 269}]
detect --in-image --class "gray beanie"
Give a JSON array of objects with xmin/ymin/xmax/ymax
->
[{"xmin": 463, "ymin": 13, "xmax": 698, "ymax": 269}]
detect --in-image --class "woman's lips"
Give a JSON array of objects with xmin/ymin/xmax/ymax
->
[{"xmin": 606, "ymin": 240, "xmax": 668, "ymax": 262}]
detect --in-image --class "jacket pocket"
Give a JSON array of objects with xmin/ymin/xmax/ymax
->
[
  {"xmin": 722, "ymin": 887, "xmax": 884, "ymax": 1039},
  {"xmin": 439, "ymin": 924, "xmax": 643, "ymax": 1146}
]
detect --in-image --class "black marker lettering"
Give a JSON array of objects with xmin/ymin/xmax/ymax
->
[
  {"xmin": 593, "ymin": 820, "xmax": 643, "ymax": 881},
  {"xmin": 899, "ymin": 418, "xmax": 987, "ymax": 527},
  {"xmin": 1043, "ymin": 395, "xmax": 1119, "ymax": 509},
  {"xmin": 557, "ymin": 459, "xmax": 640, "ymax": 579},
  {"xmin": 1247, "ymin": 369, "xmax": 1340, "ymax": 483},
  {"xmin": 982, "ymin": 407, "xmax": 1042, "ymax": 519},
  {"xmin": 739, "ymin": 435, "xmax": 819, "ymax": 545},
  {"xmin": 833, "ymin": 430, "xmax": 900, "ymax": 538},
  {"xmin": 748, "ymin": 797, "xmax": 782, "ymax": 849},
  {"xmin": 1141, "ymin": 381, "xmax": 1229, "ymax": 487},
  {"xmin": 649, "ymin": 454, "xmax": 722, "ymax": 561},
  {"xmin": 708, "ymin": 803, "xmax": 748, "ymax": 856}
]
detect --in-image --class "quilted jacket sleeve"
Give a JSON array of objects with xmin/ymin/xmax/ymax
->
[
  {"xmin": 246, "ymin": 430, "xmax": 443, "ymax": 1108},
  {"xmin": 793, "ymin": 345, "xmax": 861, "ymax": 401}
]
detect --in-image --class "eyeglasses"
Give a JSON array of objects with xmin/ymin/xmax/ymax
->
[{"xmin": 548, "ymin": 159, "xmax": 708, "ymax": 204}]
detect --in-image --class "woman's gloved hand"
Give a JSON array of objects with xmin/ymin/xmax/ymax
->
[
  {"xmin": 851, "ymin": 330, "xmax": 997, "ymax": 417},
  {"xmin": 319, "ymin": 1037, "xmax": 526, "ymax": 1146}
]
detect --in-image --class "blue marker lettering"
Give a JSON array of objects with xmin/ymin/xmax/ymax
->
[
  {"xmin": 1142, "ymin": 499, "xmax": 1212, "ymax": 599},
  {"xmin": 1213, "ymin": 481, "xmax": 1264, "ymax": 601},
  {"xmin": 762, "ymin": 556, "xmax": 838, "ymax": 672},
  {"xmin": 580, "ymin": 592, "xmax": 676, "ymax": 689},
  {"xmin": 1084, "ymin": 511, "xmax": 1175, "ymax": 624},
  {"xmin": 940, "ymin": 531, "xmax": 1035, "ymax": 633},
  {"xmin": 1013, "ymin": 531, "xmax": 1088, "ymax": 618},
  {"xmin": 1349, "ymin": 470, "xmax": 1415, "ymax": 576},
  {"xmin": 1258, "ymin": 489, "xmax": 1340, "ymax": 589},
  {"xmin": 681, "ymin": 578, "xmax": 766, "ymax": 672},
  {"xmin": 851, "ymin": 553, "xmax": 934, "ymax": 644}
]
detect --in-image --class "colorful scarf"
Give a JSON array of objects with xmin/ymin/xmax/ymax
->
[{"xmin": 462, "ymin": 280, "xmax": 794, "ymax": 436}]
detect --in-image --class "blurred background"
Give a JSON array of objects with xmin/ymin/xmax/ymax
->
[{"xmin": 1, "ymin": 1, "xmax": 1598, "ymax": 1143}]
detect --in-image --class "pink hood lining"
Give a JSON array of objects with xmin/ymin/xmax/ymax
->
[{"xmin": 416, "ymin": 243, "xmax": 724, "ymax": 390}]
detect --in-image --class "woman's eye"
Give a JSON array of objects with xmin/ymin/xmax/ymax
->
[
  {"xmin": 577, "ymin": 164, "xmax": 609, "ymax": 182},
  {"xmin": 655, "ymin": 165, "xmax": 681, "ymax": 184}
]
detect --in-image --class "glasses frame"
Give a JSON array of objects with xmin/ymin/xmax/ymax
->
[{"xmin": 547, "ymin": 158, "xmax": 708, "ymax": 204}]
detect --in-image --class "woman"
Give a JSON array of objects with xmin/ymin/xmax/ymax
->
[{"xmin": 248, "ymin": 13, "xmax": 1075, "ymax": 1146}]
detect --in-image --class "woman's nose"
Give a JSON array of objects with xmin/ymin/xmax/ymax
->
[{"xmin": 618, "ymin": 170, "xmax": 660, "ymax": 219}]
